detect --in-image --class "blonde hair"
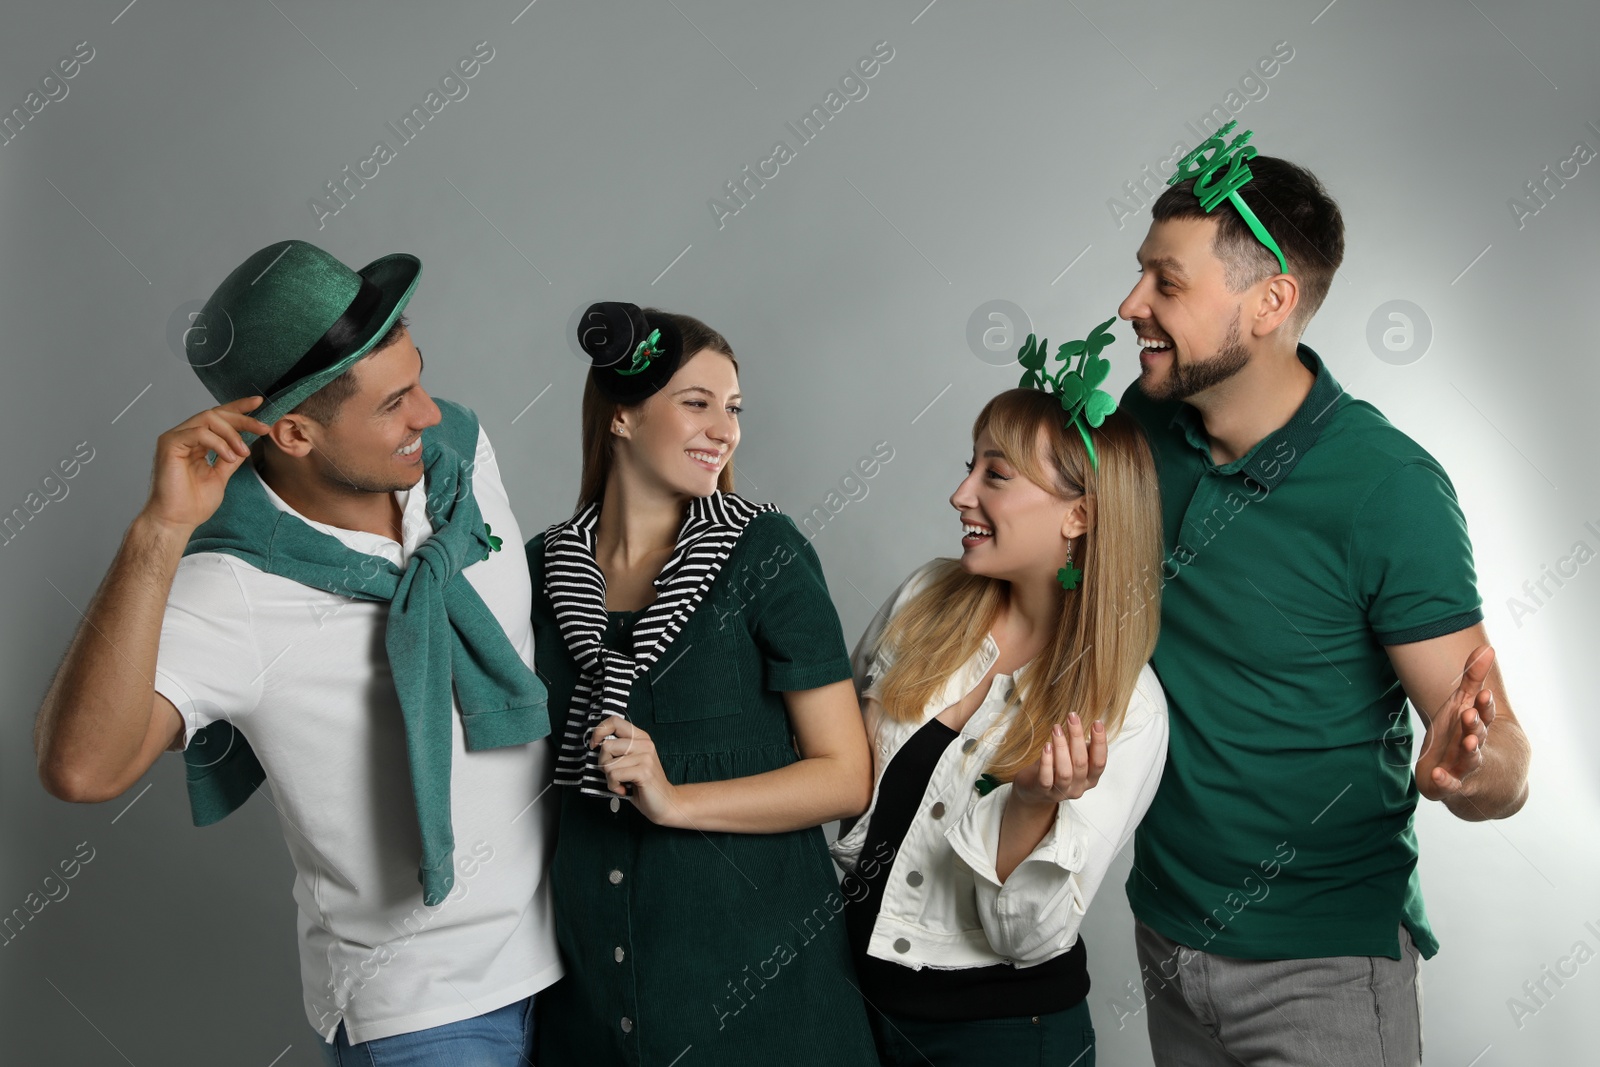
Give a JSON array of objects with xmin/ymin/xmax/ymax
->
[
  {"xmin": 577, "ymin": 308, "xmax": 739, "ymax": 509},
  {"xmin": 874, "ymin": 390, "xmax": 1162, "ymax": 780}
]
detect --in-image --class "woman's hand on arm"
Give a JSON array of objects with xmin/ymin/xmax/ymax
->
[
  {"xmin": 944, "ymin": 678, "xmax": 1168, "ymax": 965},
  {"xmin": 595, "ymin": 679, "xmax": 872, "ymax": 834}
]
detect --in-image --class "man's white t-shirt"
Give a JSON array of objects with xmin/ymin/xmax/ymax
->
[{"xmin": 154, "ymin": 425, "xmax": 562, "ymax": 1045}]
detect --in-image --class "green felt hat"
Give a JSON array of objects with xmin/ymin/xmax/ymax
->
[{"xmin": 186, "ymin": 240, "xmax": 421, "ymax": 444}]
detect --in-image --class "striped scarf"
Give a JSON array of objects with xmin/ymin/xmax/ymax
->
[{"xmin": 542, "ymin": 490, "xmax": 775, "ymax": 796}]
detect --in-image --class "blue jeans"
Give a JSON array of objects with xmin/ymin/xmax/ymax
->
[{"xmin": 318, "ymin": 995, "xmax": 536, "ymax": 1066}]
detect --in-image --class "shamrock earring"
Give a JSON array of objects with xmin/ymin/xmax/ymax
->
[{"xmin": 1057, "ymin": 539, "xmax": 1082, "ymax": 591}]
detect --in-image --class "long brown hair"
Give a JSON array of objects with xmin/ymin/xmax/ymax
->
[
  {"xmin": 873, "ymin": 390, "xmax": 1162, "ymax": 779},
  {"xmin": 577, "ymin": 308, "xmax": 740, "ymax": 509}
]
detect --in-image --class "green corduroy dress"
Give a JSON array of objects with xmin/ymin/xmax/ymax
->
[{"xmin": 526, "ymin": 511, "xmax": 878, "ymax": 1066}]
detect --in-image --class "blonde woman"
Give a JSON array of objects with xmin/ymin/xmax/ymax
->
[{"xmin": 834, "ymin": 383, "xmax": 1168, "ymax": 1066}]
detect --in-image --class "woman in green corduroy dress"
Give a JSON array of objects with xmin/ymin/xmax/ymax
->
[{"xmin": 527, "ymin": 302, "xmax": 878, "ymax": 1066}]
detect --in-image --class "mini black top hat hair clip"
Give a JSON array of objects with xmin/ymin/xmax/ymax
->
[{"xmin": 576, "ymin": 301, "xmax": 685, "ymax": 404}]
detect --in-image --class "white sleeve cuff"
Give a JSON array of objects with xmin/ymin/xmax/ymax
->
[
  {"xmin": 943, "ymin": 782, "xmax": 1092, "ymax": 965},
  {"xmin": 945, "ymin": 782, "xmax": 1091, "ymax": 887}
]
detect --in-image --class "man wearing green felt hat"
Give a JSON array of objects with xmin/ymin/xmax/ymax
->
[
  {"xmin": 34, "ymin": 240, "xmax": 562, "ymax": 1062},
  {"xmin": 1111, "ymin": 125, "xmax": 1533, "ymax": 1065}
]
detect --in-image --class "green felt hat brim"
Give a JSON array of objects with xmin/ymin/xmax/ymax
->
[{"xmin": 239, "ymin": 252, "xmax": 422, "ymax": 445}]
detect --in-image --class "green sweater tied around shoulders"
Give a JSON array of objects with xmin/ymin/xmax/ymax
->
[{"xmin": 180, "ymin": 398, "xmax": 549, "ymax": 906}]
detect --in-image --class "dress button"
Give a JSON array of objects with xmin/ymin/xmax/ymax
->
[
  {"xmin": 1031, "ymin": 1015, "xmax": 1041, "ymax": 1024},
  {"xmin": 893, "ymin": 938, "xmax": 911, "ymax": 953},
  {"xmin": 906, "ymin": 870, "xmax": 924, "ymax": 887},
  {"xmin": 614, "ymin": 945, "xmax": 625, "ymax": 963},
  {"xmin": 609, "ymin": 797, "xmax": 621, "ymax": 813},
  {"xmin": 608, "ymin": 869, "xmax": 624, "ymax": 885},
  {"xmin": 930, "ymin": 802, "xmax": 946, "ymax": 819},
  {"xmin": 620, "ymin": 1016, "xmax": 633, "ymax": 1033},
  {"xmin": 962, "ymin": 738, "xmax": 977, "ymax": 754}
]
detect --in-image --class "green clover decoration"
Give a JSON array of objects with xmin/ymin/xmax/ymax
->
[
  {"xmin": 1166, "ymin": 120, "xmax": 1288, "ymax": 276},
  {"xmin": 1057, "ymin": 562, "xmax": 1083, "ymax": 591},
  {"xmin": 481, "ymin": 522, "xmax": 504, "ymax": 562},
  {"xmin": 615, "ymin": 327, "xmax": 663, "ymax": 377},
  {"xmin": 1017, "ymin": 315, "xmax": 1120, "ymax": 470},
  {"xmin": 974, "ymin": 773, "xmax": 1002, "ymax": 797}
]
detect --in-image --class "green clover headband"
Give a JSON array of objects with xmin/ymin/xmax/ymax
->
[
  {"xmin": 615, "ymin": 327, "xmax": 663, "ymax": 377},
  {"xmin": 1166, "ymin": 120, "xmax": 1288, "ymax": 276},
  {"xmin": 1017, "ymin": 315, "xmax": 1119, "ymax": 471}
]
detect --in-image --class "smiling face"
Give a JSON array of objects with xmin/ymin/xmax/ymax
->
[
  {"xmin": 276, "ymin": 327, "xmax": 442, "ymax": 494},
  {"xmin": 1118, "ymin": 216, "xmax": 1255, "ymax": 403},
  {"xmin": 612, "ymin": 347, "xmax": 741, "ymax": 498},
  {"xmin": 950, "ymin": 422, "xmax": 1085, "ymax": 586}
]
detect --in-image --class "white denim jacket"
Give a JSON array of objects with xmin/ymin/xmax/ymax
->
[{"xmin": 830, "ymin": 560, "xmax": 1168, "ymax": 970}]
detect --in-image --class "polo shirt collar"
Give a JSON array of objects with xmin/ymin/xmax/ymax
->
[
  {"xmin": 251, "ymin": 464, "xmax": 432, "ymax": 565},
  {"xmin": 1168, "ymin": 343, "xmax": 1343, "ymax": 489}
]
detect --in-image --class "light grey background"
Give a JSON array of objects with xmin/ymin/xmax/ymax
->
[{"xmin": 3, "ymin": 1, "xmax": 1596, "ymax": 1063}]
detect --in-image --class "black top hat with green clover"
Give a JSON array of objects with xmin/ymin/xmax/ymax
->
[
  {"xmin": 575, "ymin": 301, "xmax": 686, "ymax": 404},
  {"xmin": 186, "ymin": 239, "xmax": 421, "ymax": 444}
]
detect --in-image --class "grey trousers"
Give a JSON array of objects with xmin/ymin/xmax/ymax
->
[{"xmin": 1134, "ymin": 919, "xmax": 1423, "ymax": 1066}]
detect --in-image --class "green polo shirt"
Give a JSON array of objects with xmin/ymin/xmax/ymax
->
[{"xmin": 1122, "ymin": 344, "xmax": 1482, "ymax": 961}]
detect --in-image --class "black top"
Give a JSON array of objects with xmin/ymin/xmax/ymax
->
[{"xmin": 843, "ymin": 717, "xmax": 1090, "ymax": 1021}]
